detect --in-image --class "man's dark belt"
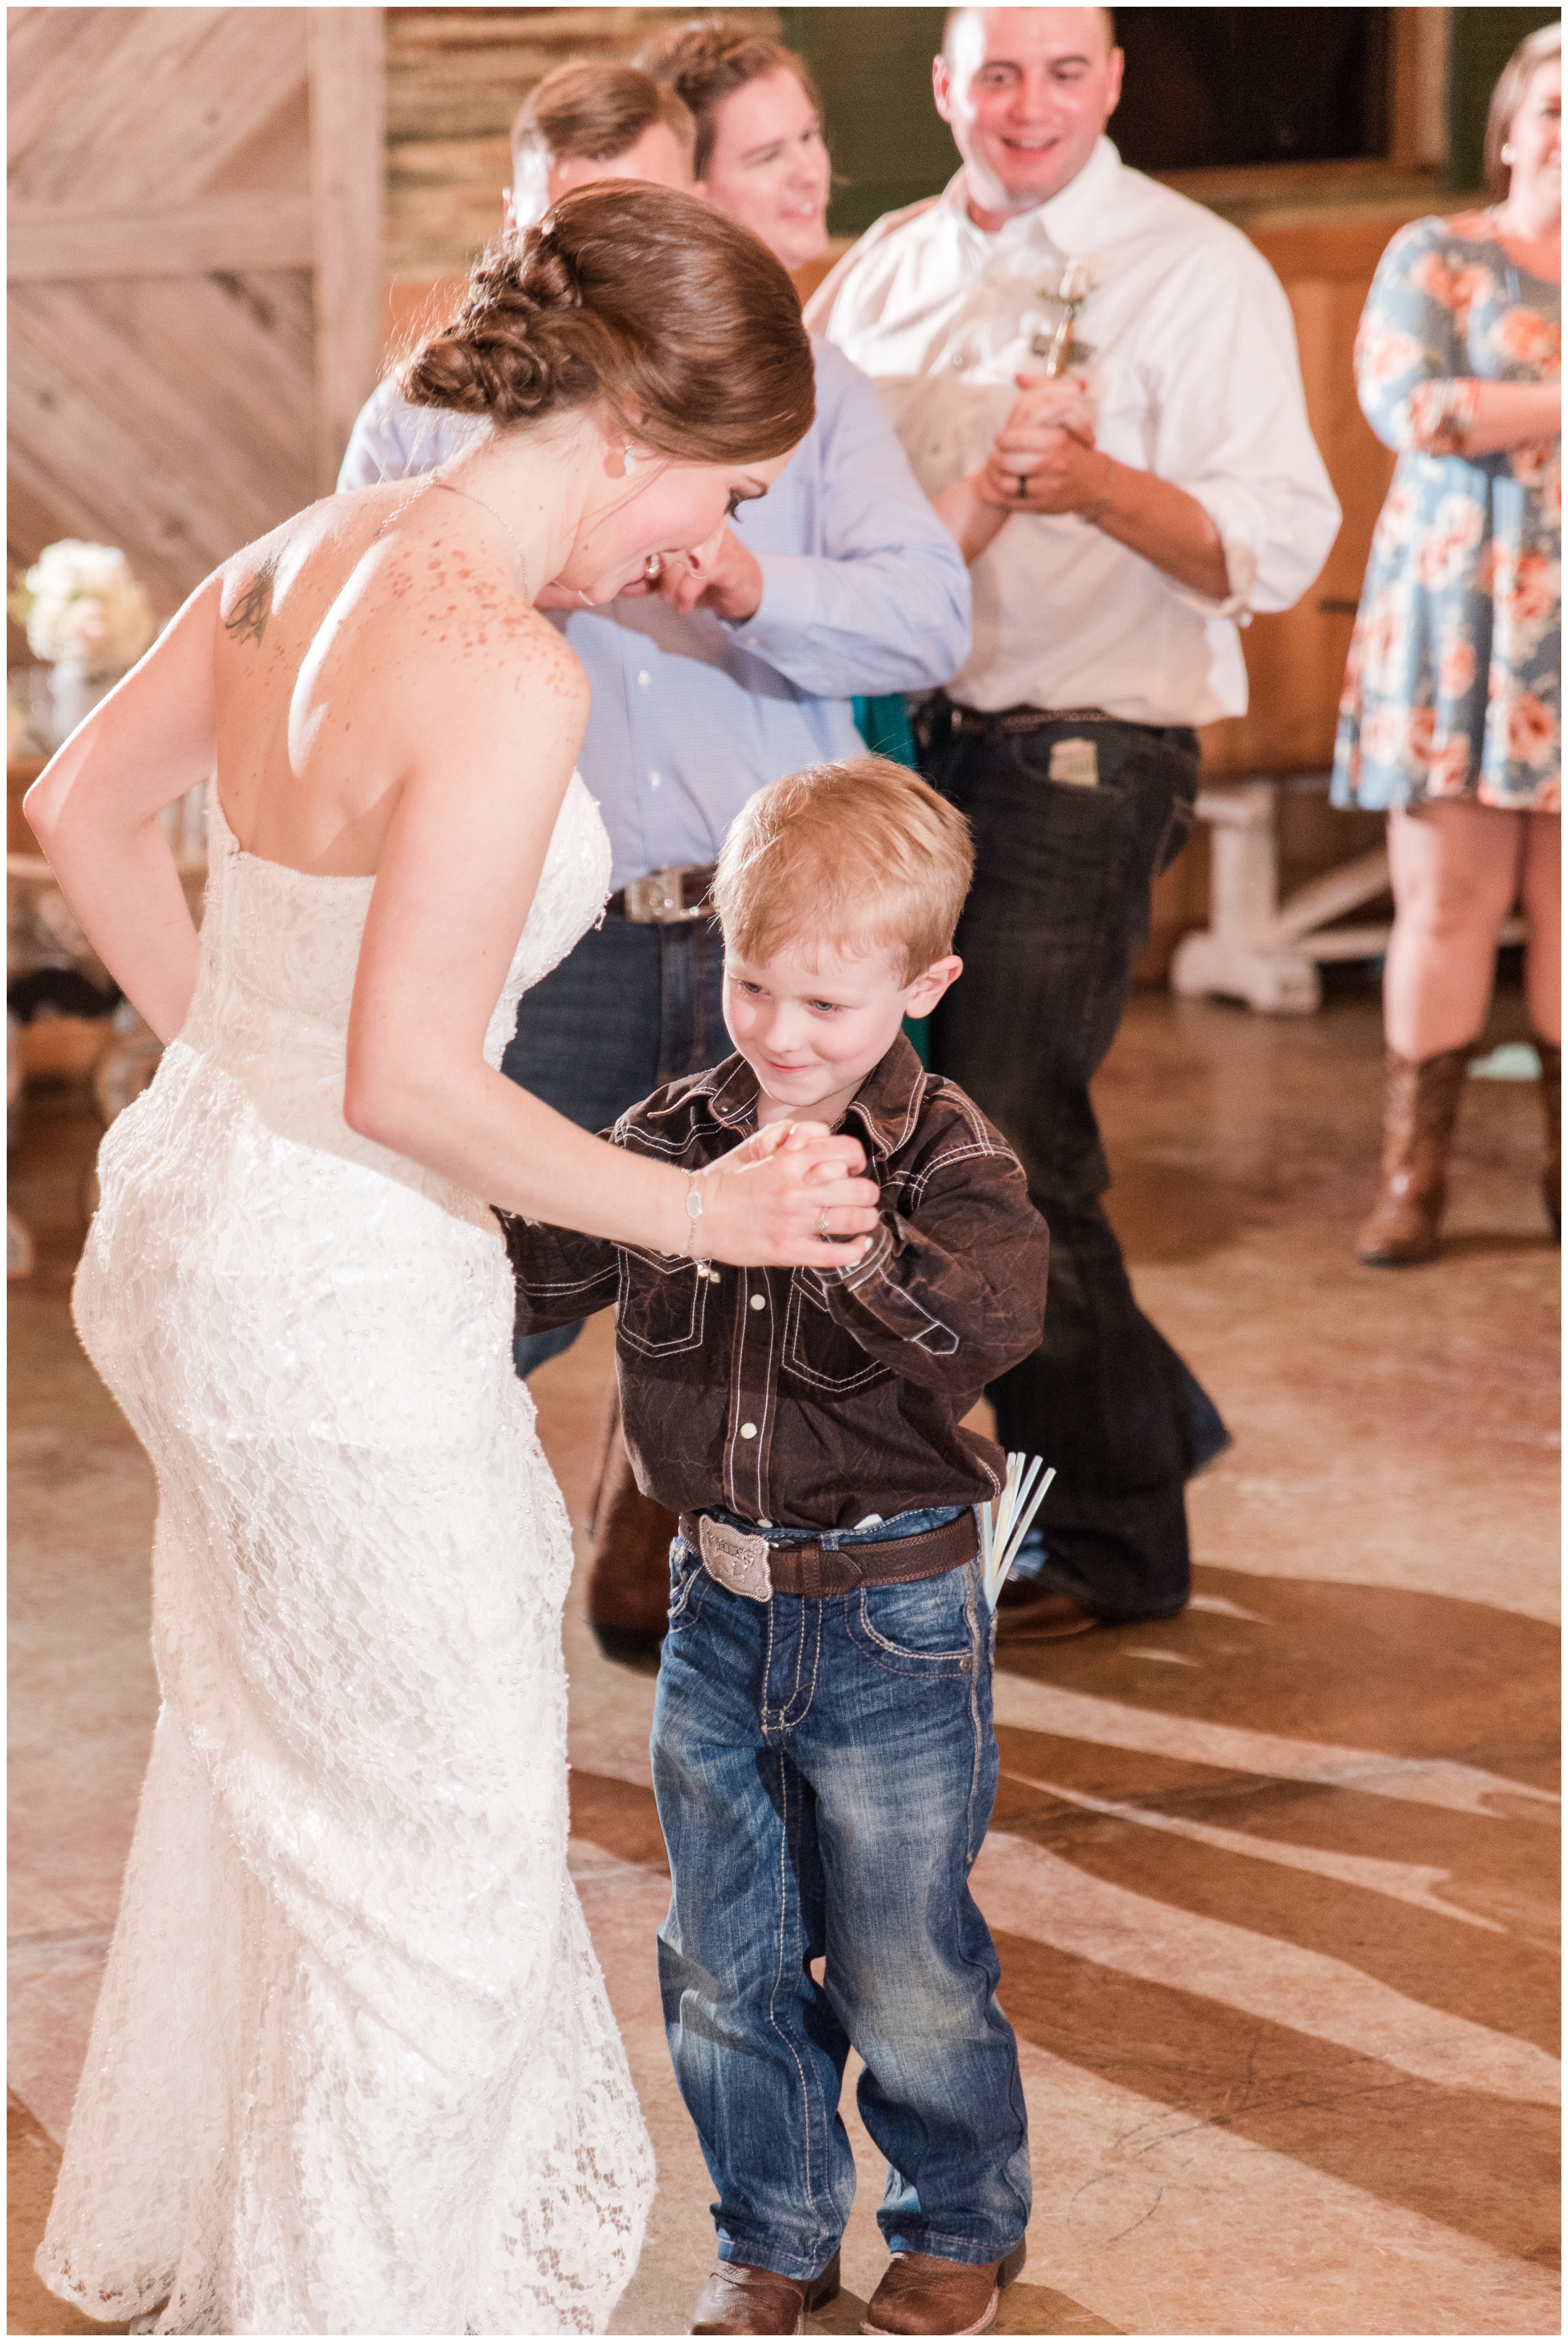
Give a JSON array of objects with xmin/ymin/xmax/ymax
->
[
  {"xmin": 947, "ymin": 701, "xmax": 1120, "ymax": 736},
  {"xmin": 603, "ymin": 863, "xmax": 717, "ymax": 923},
  {"xmin": 678, "ymin": 1507, "xmax": 978, "ymax": 1596}
]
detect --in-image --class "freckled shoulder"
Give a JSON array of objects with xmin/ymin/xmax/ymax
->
[
  {"xmin": 364, "ymin": 530, "xmax": 590, "ymax": 719},
  {"xmin": 508, "ymin": 604, "xmax": 590, "ymax": 708}
]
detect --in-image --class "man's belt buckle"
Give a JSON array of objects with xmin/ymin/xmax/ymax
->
[
  {"xmin": 622, "ymin": 866, "xmax": 705, "ymax": 924},
  {"xmin": 698, "ymin": 1515, "xmax": 773, "ymax": 1603}
]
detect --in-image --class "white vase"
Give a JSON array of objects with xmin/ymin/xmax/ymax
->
[{"xmin": 48, "ymin": 662, "xmax": 117, "ymax": 747}]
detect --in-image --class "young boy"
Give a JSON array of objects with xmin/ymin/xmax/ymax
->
[{"xmin": 503, "ymin": 758, "xmax": 1048, "ymax": 2338}]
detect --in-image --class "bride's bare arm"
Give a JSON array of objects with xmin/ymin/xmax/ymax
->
[
  {"xmin": 344, "ymin": 610, "xmax": 879, "ymax": 1268},
  {"xmin": 24, "ymin": 577, "xmax": 222, "ymax": 1043}
]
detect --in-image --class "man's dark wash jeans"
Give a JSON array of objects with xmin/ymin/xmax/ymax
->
[
  {"xmin": 652, "ymin": 1531, "xmax": 1031, "ymax": 2282},
  {"xmin": 922, "ymin": 714, "xmax": 1230, "ymax": 1622},
  {"xmin": 501, "ymin": 916, "xmax": 725, "ymax": 1374}
]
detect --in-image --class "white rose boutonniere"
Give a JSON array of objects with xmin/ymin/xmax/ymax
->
[{"xmin": 1032, "ymin": 256, "xmax": 1103, "ymax": 377}]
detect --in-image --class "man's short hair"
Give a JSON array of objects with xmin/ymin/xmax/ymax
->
[
  {"xmin": 510, "ymin": 61, "xmax": 695, "ymax": 178},
  {"xmin": 940, "ymin": 7, "xmax": 1117, "ymax": 61},
  {"xmin": 712, "ymin": 757, "xmax": 974, "ymax": 986},
  {"xmin": 635, "ymin": 19, "xmax": 820, "ymax": 182}
]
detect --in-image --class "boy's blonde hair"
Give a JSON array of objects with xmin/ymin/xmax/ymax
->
[{"xmin": 711, "ymin": 756, "xmax": 974, "ymax": 986}]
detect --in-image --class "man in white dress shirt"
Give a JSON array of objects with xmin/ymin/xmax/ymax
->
[{"xmin": 810, "ymin": 7, "xmax": 1341, "ymax": 1639}]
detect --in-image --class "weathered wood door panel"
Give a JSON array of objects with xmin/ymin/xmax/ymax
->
[{"xmin": 8, "ymin": 6, "xmax": 383, "ymax": 620}]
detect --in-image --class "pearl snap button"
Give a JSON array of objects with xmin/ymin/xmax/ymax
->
[
  {"xmin": 750, "ymin": 1293, "xmax": 766, "ymax": 1310},
  {"xmin": 740, "ymin": 1422, "xmax": 757, "ymax": 1439},
  {"xmin": 759, "ymin": 1517, "xmax": 772, "ymax": 1528}
]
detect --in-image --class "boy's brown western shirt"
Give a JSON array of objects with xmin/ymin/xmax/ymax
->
[{"xmin": 500, "ymin": 1034, "xmax": 1050, "ymax": 1530}]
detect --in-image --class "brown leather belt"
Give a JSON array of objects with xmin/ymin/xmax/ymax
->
[
  {"xmin": 948, "ymin": 702, "xmax": 1116, "ymax": 735},
  {"xmin": 679, "ymin": 1508, "xmax": 978, "ymax": 1597},
  {"xmin": 604, "ymin": 863, "xmax": 717, "ymax": 923}
]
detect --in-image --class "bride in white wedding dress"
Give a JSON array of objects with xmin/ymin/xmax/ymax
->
[{"xmin": 25, "ymin": 184, "xmax": 879, "ymax": 2337}]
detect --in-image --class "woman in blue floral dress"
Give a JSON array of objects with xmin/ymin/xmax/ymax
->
[{"xmin": 1334, "ymin": 25, "xmax": 1560, "ymax": 1265}]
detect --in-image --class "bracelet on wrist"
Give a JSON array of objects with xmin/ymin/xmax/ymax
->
[{"xmin": 683, "ymin": 1168, "xmax": 711, "ymax": 1270}]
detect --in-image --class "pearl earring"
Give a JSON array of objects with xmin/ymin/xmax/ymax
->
[
  {"xmin": 623, "ymin": 444, "xmax": 637, "ymax": 476},
  {"xmin": 1501, "ymin": 142, "xmax": 1516, "ymax": 163}
]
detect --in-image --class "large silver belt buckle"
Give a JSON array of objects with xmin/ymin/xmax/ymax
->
[
  {"xmin": 698, "ymin": 1515, "xmax": 773, "ymax": 1603},
  {"xmin": 623, "ymin": 866, "xmax": 703, "ymax": 925}
]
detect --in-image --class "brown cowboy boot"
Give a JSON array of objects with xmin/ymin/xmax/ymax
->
[
  {"xmin": 861, "ymin": 2241, "xmax": 1026, "ymax": 2336},
  {"xmin": 586, "ymin": 1396, "xmax": 681, "ymax": 1667},
  {"xmin": 1356, "ymin": 1043, "xmax": 1473, "ymax": 1267},
  {"xmin": 1536, "ymin": 1038, "xmax": 1560, "ymax": 1241},
  {"xmin": 994, "ymin": 1580, "xmax": 1098, "ymax": 1641},
  {"xmin": 689, "ymin": 2252, "xmax": 841, "ymax": 2335}
]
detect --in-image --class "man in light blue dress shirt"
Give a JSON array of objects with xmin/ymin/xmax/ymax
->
[{"xmin": 339, "ymin": 56, "xmax": 970, "ymax": 1657}]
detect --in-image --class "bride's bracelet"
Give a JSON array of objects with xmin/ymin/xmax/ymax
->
[{"xmin": 683, "ymin": 1168, "xmax": 712, "ymax": 1268}]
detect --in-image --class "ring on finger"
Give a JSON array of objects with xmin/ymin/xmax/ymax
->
[
  {"xmin": 816, "ymin": 1209, "xmax": 832, "ymax": 1240},
  {"xmin": 645, "ymin": 554, "xmax": 662, "ymax": 577}
]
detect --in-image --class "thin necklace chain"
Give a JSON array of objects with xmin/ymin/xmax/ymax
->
[{"xmin": 429, "ymin": 476, "xmax": 529, "ymax": 590}]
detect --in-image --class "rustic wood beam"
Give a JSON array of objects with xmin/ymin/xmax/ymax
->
[
  {"xmin": 1389, "ymin": 8, "xmax": 1451, "ymax": 172},
  {"xmin": 309, "ymin": 8, "xmax": 386, "ymax": 494},
  {"xmin": 8, "ymin": 195, "xmax": 315, "ymax": 282}
]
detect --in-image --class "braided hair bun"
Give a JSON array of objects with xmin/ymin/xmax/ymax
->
[{"xmin": 399, "ymin": 181, "xmax": 814, "ymax": 464}]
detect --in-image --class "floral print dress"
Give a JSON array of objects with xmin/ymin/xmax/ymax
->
[{"xmin": 1333, "ymin": 212, "xmax": 1561, "ymax": 813}]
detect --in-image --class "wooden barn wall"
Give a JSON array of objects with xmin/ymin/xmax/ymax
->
[
  {"xmin": 385, "ymin": 6, "xmax": 780, "ymax": 283},
  {"xmin": 7, "ymin": 6, "xmax": 384, "ymax": 632}
]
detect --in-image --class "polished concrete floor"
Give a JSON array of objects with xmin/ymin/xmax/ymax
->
[{"xmin": 8, "ymin": 987, "xmax": 1559, "ymax": 2337}]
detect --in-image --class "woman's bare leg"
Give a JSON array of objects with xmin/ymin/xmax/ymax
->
[
  {"xmin": 1521, "ymin": 811, "xmax": 1562, "ymax": 1233},
  {"xmin": 1383, "ymin": 801, "xmax": 1525, "ymax": 1058},
  {"xmin": 1520, "ymin": 811, "xmax": 1561, "ymax": 1047}
]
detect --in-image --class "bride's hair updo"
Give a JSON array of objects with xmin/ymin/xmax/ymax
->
[{"xmin": 399, "ymin": 181, "xmax": 814, "ymax": 463}]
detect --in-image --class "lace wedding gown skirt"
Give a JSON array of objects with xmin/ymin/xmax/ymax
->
[{"xmin": 39, "ymin": 777, "xmax": 655, "ymax": 2335}]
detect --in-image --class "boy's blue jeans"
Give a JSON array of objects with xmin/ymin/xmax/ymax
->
[{"xmin": 650, "ymin": 1511, "xmax": 1032, "ymax": 2282}]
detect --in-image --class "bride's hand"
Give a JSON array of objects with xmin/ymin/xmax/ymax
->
[{"xmin": 693, "ymin": 1120, "xmax": 883, "ymax": 1268}]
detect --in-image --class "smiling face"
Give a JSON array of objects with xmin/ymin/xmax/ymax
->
[
  {"xmin": 935, "ymin": 6, "xmax": 1122, "ymax": 228},
  {"xmin": 555, "ymin": 442, "xmax": 789, "ymax": 604},
  {"xmin": 698, "ymin": 66, "xmax": 832, "ymax": 271},
  {"xmin": 724, "ymin": 935, "xmax": 961, "ymax": 1128}
]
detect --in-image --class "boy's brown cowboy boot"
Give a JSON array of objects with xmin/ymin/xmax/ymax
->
[
  {"xmin": 1356, "ymin": 1042, "xmax": 1473, "ymax": 1266},
  {"xmin": 1535, "ymin": 1038, "xmax": 1560, "ymax": 1240},
  {"xmin": 585, "ymin": 1399, "xmax": 681, "ymax": 1667},
  {"xmin": 689, "ymin": 2252, "xmax": 841, "ymax": 2335},
  {"xmin": 861, "ymin": 2241, "xmax": 1026, "ymax": 2337}
]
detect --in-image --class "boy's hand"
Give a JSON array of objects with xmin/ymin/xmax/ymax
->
[{"xmin": 700, "ymin": 1120, "xmax": 882, "ymax": 1267}]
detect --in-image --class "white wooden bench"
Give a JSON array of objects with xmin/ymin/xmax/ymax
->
[{"xmin": 1170, "ymin": 773, "xmax": 1526, "ymax": 1015}]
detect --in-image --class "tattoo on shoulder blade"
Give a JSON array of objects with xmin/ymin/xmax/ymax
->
[{"xmin": 223, "ymin": 553, "xmax": 280, "ymax": 647}]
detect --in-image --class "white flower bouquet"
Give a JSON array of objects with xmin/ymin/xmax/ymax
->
[{"xmin": 9, "ymin": 541, "xmax": 157, "ymax": 680}]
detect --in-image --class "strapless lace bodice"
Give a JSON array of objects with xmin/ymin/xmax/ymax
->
[
  {"xmin": 45, "ymin": 773, "xmax": 652, "ymax": 2335},
  {"xmin": 193, "ymin": 770, "xmax": 611, "ymax": 1070}
]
